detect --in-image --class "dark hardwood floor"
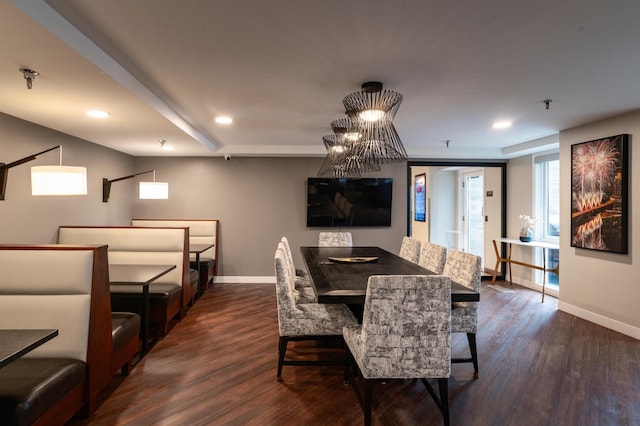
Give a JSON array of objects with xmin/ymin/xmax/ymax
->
[{"xmin": 71, "ymin": 280, "xmax": 640, "ymax": 426}]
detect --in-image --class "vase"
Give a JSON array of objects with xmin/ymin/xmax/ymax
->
[{"xmin": 519, "ymin": 227, "xmax": 532, "ymax": 242}]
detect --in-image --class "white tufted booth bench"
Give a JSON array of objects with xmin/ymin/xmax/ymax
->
[
  {"xmin": 132, "ymin": 219, "xmax": 219, "ymax": 293},
  {"xmin": 58, "ymin": 226, "xmax": 191, "ymax": 337},
  {"xmin": 0, "ymin": 244, "xmax": 113, "ymax": 425}
]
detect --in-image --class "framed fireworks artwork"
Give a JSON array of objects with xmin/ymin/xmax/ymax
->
[{"xmin": 570, "ymin": 134, "xmax": 629, "ymax": 254}]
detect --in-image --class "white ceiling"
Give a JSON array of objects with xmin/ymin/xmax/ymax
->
[{"xmin": 2, "ymin": 0, "xmax": 640, "ymax": 159}]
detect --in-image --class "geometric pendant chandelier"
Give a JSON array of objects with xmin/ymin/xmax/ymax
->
[
  {"xmin": 343, "ymin": 81, "xmax": 407, "ymax": 164},
  {"xmin": 318, "ymin": 81, "xmax": 406, "ymax": 178},
  {"xmin": 317, "ymin": 118, "xmax": 382, "ymax": 178}
]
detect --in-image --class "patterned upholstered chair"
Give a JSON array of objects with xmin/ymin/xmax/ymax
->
[
  {"xmin": 274, "ymin": 248, "xmax": 357, "ymax": 380},
  {"xmin": 398, "ymin": 236, "xmax": 421, "ymax": 263},
  {"xmin": 418, "ymin": 242, "xmax": 447, "ymax": 274},
  {"xmin": 318, "ymin": 231, "xmax": 353, "ymax": 247},
  {"xmin": 343, "ymin": 275, "xmax": 452, "ymax": 426},
  {"xmin": 278, "ymin": 240, "xmax": 316, "ymax": 303},
  {"xmin": 443, "ymin": 249, "xmax": 481, "ymax": 379},
  {"xmin": 280, "ymin": 236, "xmax": 308, "ymax": 278}
]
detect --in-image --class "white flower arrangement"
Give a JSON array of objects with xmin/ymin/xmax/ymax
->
[{"xmin": 519, "ymin": 214, "xmax": 541, "ymax": 229}]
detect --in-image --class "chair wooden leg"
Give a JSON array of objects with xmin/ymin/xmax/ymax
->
[
  {"xmin": 467, "ymin": 332, "xmax": 479, "ymax": 379},
  {"xmin": 438, "ymin": 378, "xmax": 450, "ymax": 426},
  {"xmin": 343, "ymin": 344, "xmax": 351, "ymax": 385},
  {"xmin": 363, "ymin": 379, "xmax": 373, "ymax": 426},
  {"xmin": 277, "ymin": 336, "xmax": 288, "ymax": 381}
]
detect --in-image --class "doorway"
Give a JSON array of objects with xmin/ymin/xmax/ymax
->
[
  {"xmin": 461, "ymin": 169, "xmax": 484, "ymax": 259},
  {"xmin": 407, "ymin": 161, "xmax": 506, "ymax": 279}
]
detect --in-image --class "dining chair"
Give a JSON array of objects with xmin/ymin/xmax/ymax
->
[
  {"xmin": 398, "ymin": 236, "xmax": 421, "ymax": 263},
  {"xmin": 318, "ymin": 231, "xmax": 353, "ymax": 247},
  {"xmin": 274, "ymin": 248, "xmax": 357, "ymax": 380},
  {"xmin": 278, "ymin": 240, "xmax": 316, "ymax": 303},
  {"xmin": 443, "ymin": 249, "xmax": 481, "ymax": 379},
  {"xmin": 343, "ymin": 274, "xmax": 452, "ymax": 426},
  {"xmin": 418, "ymin": 242, "xmax": 447, "ymax": 274},
  {"xmin": 280, "ymin": 236, "xmax": 308, "ymax": 278}
]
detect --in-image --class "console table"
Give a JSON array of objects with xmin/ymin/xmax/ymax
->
[{"xmin": 491, "ymin": 238, "xmax": 559, "ymax": 302}]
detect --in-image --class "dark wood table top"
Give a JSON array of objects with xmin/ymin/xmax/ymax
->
[
  {"xmin": 109, "ymin": 264, "xmax": 176, "ymax": 285},
  {"xmin": 0, "ymin": 329, "xmax": 58, "ymax": 368},
  {"xmin": 189, "ymin": 243, "xmax": 215, "ymax": 254},
  {"xmin": 300, "ymin": 246, "xmax": 480, "ymax": 304}
]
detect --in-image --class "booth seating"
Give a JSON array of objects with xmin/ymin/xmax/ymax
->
[
  {"xmin": 132, "ymin": 219, "xmax": 219, "ymax": 293},
  {"xmin": 111, "ymin": 312, "xmax": 140, "ymax": 375},
  {"xmin": 58, "ymin": 226, "xmax": 191, "ymax": 337},
  {"xmin": 0, "ymin": 245, "xmax": 113, "ymax": 425}
]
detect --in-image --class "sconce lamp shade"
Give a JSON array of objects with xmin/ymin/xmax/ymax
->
[
  {"xmin": 139, "ymin": 181, "xmax": 168, "ymax": 199},
  {"xmin": 1, "ymin": 145, "xmax": 87, "ymax": 200},
  {"xmin": 31, "ymin": 165, "xmax": 88, "ymax": 196},
  {"xmin": 103, "ymin": 169, "xmax": 167, "ymax": 202}
]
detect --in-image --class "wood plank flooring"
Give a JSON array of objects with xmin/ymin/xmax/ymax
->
[{"xmin": 71, "ymin": 280, "xmax": 640, "ymax": 426}]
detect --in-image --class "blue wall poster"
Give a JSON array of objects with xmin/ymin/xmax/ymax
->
[{"xmin": 415, "ymin": 173, "xmax": 426, "ymax": 222}]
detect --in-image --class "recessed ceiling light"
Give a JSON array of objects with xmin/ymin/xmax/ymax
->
[
  {"xmin": 86, "ymin": 110, "xmax": 110, "ymax": 118},
  {"xmin": 492, "ymin": 121, "xmax": 512, "ymax": 129},
  {"xmin": 215, "ymin": 116, "xmax": 233, "ymax": 125}
]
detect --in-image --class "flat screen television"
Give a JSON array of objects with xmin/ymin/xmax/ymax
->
[{"xmin": 307, "ymin": 178, "xmax": 393, "ymax": 227}]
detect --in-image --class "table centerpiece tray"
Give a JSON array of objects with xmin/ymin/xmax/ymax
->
[{"xmin": 327, "ymin": 256, "xmax": 379, "ymax": 263}]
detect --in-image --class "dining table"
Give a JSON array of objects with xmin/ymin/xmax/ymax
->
[
  {"xmin": 0, "ymin": 329, "xmax": 58, "ymax": 369},
  {"xmin": 109, "ymin": 264, "xmax": 176, "ymax": 355},
  {"xmin": 190, "ymin": 242, "xmax": 215, "ymax": 294},
  {"xmin": 300, "ymin": 246, "xmax": 480, "ymax": 305}
]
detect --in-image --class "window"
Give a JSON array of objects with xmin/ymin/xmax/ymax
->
[
  {"xmin": 534, "ymin": 153, "xmax": 559, "ymax": 285},
  {"xmin": 535, "ymin": 153, "xmax": 560, "ymax": 239}
]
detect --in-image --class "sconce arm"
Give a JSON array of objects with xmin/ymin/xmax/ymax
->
[
  {"xmin": 0, "ymin": 145, "xmax": 61, "ymax": 201},
  {"xmin": 102, "ymin": 170, "xmax": 154, "ymax": 202}
]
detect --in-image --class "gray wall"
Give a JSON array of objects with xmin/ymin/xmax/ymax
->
[
  {"xmin": 558, "ymin": 109, "xmax": 640, "ymax": 337},
  {"xmin": 132, "ymin": 156, "xmax": 409, "ymax": 277},
  {"xmin": 3, "ymin": 109, "xmax": 640, "ymax": 338},
  {"xmin": 0, "ymin": 113, "xmax": 134, "ymax": 243},
  {"xmin": 1, "ymin": 112, "xmax": 408, "ymax": 277}
]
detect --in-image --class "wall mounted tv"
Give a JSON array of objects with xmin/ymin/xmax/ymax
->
[{"xmin": 307, "ymin": 178, "xmax": 393, "ymax": 227}]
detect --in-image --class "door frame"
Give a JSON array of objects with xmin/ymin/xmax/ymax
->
[{"xmin": 406, "ymin": 160, "xmax": 508, "ymax": 279}]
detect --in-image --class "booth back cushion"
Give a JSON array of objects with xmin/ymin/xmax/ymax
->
[
  {"xmin": 131, "ymin": 219, "xmax": 217, "ymax": 260},
  {"xmin": 0, "ymin": 249, "xmax": 93, "ymax": 361},
  {"xmin": 58, "ymin": 227, "xmax": 185, "ymax": 288}
]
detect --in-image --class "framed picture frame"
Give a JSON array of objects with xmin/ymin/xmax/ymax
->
[
  {"xmin": 570, "ymin": 134, "xmax": 629, "ymax": 254},
  {"xmin": 414, "ymin": 173, "xmax": 426, "ymax": 222}
]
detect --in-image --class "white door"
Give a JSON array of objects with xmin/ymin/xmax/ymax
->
[{"xmin": 462, "ymin": 170, "xmax": 484, "ymax": 261}]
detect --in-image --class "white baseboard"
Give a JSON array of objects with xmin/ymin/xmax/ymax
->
[
  {"xmin": 213, "ymin": 276, "xmax": 275, "ymax": 284},
  {"xmin": 558, "ymin": 301, "xmax": 640, "ymax": 340}
]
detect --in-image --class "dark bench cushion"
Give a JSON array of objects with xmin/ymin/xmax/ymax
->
[
  {"xmin": 110, "ymin": 284, "xmax": 182, "ymax": 337},
  {"xmin": 190, "ymin": 258, "xmax": 215, "ymax": 293},
  {"xmin": 189, "ymin": 269, "xmax": 199, "ymax": 287},
  {"xmin": 0, "ymin": 358, "xmax": 85, "ymax": 426},
  {"xmin": 111, "ymin": 312, "xmax": 141, "ymax": 352},
  {"xmin": 190, "ymin": 258, "xmax": 215, "ymax": 276},
  {"xmin": 109, "ymin": 284, "xmax": 182, "ymax": 308}
]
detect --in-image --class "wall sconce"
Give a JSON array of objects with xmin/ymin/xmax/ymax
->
[
  {"xmin": 102, "ymin": 169, "xmax": 168, "ymax": 202},
  {"xmin": 0, "ymin": 145, "xmax": 87, "ymax": 200}
]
